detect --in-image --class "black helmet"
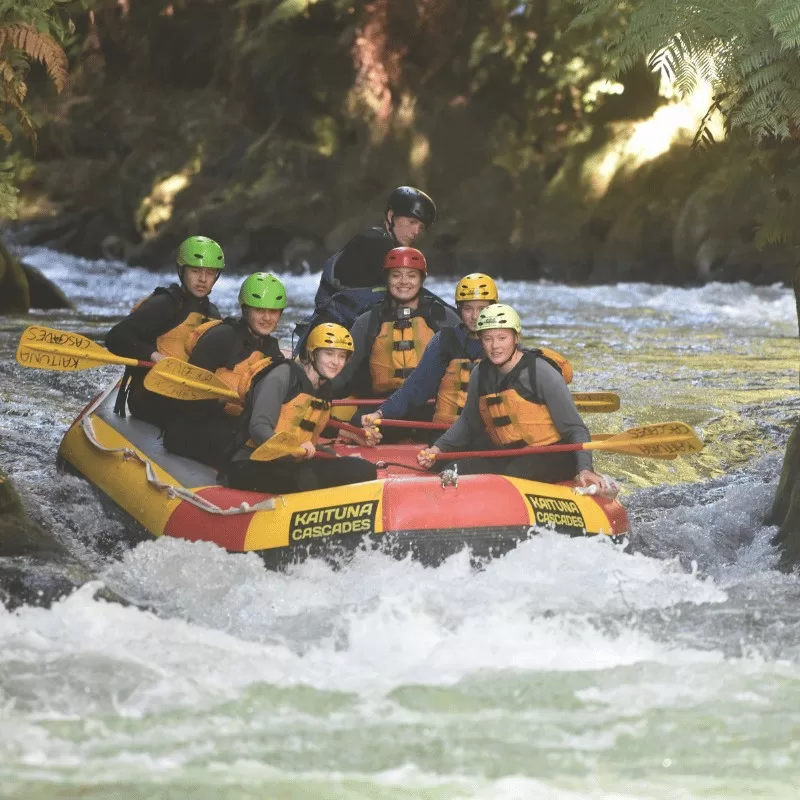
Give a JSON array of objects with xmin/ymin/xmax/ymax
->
[{"xmin": 386, "ymin": 186, "xmax": 436, "ymax": 227}]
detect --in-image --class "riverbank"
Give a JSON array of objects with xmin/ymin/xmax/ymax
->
[{"xmin": 7, "ymin": 82, "xmax": 796, "ymax": 287}]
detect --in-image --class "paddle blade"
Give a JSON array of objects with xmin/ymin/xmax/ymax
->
[
  {"xmin": 144, "ymin": 358, "xmax": 238, "ymax": 401},
  {"xmin": 249, "ymin": 431, "xmax": 305, "ymax": 462},
  {"xmin": 572, "ymin": 392, "xmax": 620, "ymax": 413},
  {"xmin": 590, "ymin": 432, "xmax": 677, "ymax": 459},
  {"xmin": 16, "ymin": 326, "xmax": 121, "ymax": 371},
  {"xmin": 594, "ymin": 421, "xmax": 703, "ymax": 458}
]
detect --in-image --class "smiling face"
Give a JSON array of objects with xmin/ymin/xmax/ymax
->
[
  {"xmin": 181, "ymin": 267, "xmax": 219, "ymax": 298},
  {"xmin": 243, "ymin": 306, "xmax": 282, "ymax": 337},
  {"xmin": 387, "ymin": 268, "xmax": 423, "ymax": 305},
  {"xmin": 479, "ymin": 328, "xmax": 519, "ymax": 366},
  {"xmin": 459, "ymin": 300, "xmax": 493, "ymax": 333},
  {"xmin": 312, "ymin": 347, "xmax": 349, "ymax": 380},
  {"xmin": 387, "ymin": 213, "xmax": 426, "ymax": 246}
]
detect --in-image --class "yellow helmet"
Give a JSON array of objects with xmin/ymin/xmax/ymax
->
[
  {"xmin": 476, "ymin": 303, "xmax": 522, "ymax": 334},
  {"xmin": 455, "ymin": 273, "xmax": 498, "ymax": 304},
  {"xmin": 306, "ymin": 323, "xmax": 354, "ymax": 355}
]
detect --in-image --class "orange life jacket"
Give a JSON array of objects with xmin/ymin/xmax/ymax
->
[
  {"xmin": 184, "ymin": 318, "xmax": 282, "ymax": 416},
  {"xmin": 367, "ymin": 298, "xmax": 447, "ymax": 394},
  {"xmin": 130, "ymin": 285, "xmax": 218, "ymax": 362},
  {"xmin": 242, "ymin": 361, "xmax": 331, "ymax": 452},
  {"xmin": 477, "ymin": 349, "xmax": 573, "ymax": 448},
  {"xmin": 432, "ymin": 326, "xmax": 481, "ymax": 424}
]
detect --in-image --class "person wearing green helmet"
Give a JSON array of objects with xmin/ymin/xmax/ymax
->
[
  {"xmin": 106, "ymin": 235, "xmax": 225, "ymax": 428},
  {"xmin": 162, "ymin": 272, "xmax": 289, "ymax": 468},
  {"xmin": 416, "ymin": 303, "xmax": 613, "ymax": 495}
]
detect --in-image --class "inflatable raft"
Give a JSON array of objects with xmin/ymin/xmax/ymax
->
[{"xmin": 57, "ymin": 383, "xmax": 629, "ymax": 568}]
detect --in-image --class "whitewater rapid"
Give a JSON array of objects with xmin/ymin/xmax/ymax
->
[{"xmin": 1, "ymin": 247, "xmax": 799, "ymax": 798}]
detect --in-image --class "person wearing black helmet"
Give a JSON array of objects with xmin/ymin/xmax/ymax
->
[{"xmin": 294, "ymin": 186, "xmax": 438, "ymax": 355}]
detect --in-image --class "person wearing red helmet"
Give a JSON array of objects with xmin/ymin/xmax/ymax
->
[
  {"xmin": 293, "ymin": 186, "xmax": 441, "ymax": 355},
  {"xmin": 329, "ymin": 247, "xmax": 460, "ymax": 418}
]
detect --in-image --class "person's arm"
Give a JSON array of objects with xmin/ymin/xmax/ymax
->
[
  {"xmin": 328, "ymin": 311, "xmax": 371, "ymax": 395},
  {"xmin": 105, "ymin": 293, "xmax": 177, "ymax": 361},
  {"xmin": 248, "ymin": 364, "xmax": 292, "ymax": 447},
  {"xmin": 432, "ymin": 368, "xmax": 483, "ymax": 452},
  {"xmin": 535, "ymin": 361, "xmax": 593, "ymax": 473},
  {"xmin": 334, "ymin": 234, "xmax": 394, "ymax": 287},
  {"xmin": 377, "ymin": 331, "xmax": 447, "ymax": 420}
]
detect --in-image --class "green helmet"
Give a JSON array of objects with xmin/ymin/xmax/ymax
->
[
  {"xmin": 176, "ymin": 236, "xmax": 225, "ymax": 269},
  {"xmin": 476, "ymin": 303, "xmax": 522, "ymax": 334},
  {"xmin": 238, "ymin": 272, "xmax": 287, "ymax": 309}
]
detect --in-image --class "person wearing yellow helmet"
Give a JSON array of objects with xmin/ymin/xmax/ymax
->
[
  {"xmin": 106, "ymin": 235, "xmax": 225, "ymax": 428},
  {"xmin": 360, "ymin": 273, "xmax": 499, "ymax": 443},
  {"xmin": 225, "ymin": 322, "xmax": 377, "ymax": 494},
  {"xmin": 162, "ymin": 272, "xmax": 290, "ymax": 468},
  {"xmin": 417, "ymin": 303, "xmax": 611, "ymax": 494}
]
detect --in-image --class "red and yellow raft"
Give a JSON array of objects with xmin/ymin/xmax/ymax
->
[{"xmin": 57, "ymin": 383, "xmax": 629, "ymax": 568}]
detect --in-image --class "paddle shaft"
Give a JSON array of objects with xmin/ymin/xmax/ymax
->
[
  {"xmin": 376, "ymin": 418, "xmax": 445, "ymax": 430},
  {"xmin": 331, "ymin": 392, "xmax": 619, "ymax": 414}
]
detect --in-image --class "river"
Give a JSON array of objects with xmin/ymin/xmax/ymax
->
[{"xmin": 1, "ymin": 247, "xmax": 799, "ymax": 798}]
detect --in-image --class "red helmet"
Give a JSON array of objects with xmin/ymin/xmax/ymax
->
[{"xmin": 384, "ymin": 247, "xmax": 427, "ymax": 275}]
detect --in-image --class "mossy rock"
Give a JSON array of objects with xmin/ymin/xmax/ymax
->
[{"xmin": 0, "ymin": 238, "xmax": 29, "ymax": 312}]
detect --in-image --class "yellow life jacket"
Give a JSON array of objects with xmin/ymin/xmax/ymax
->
[
  {"xmin": 477, "ymin": 349, "xmax": 573, "ymax": 448},
  {"xmin": 367, "ymin": 298, "xmax": 447, "ymax": 394},
  {"xmin": 432, "ymin": 326, "xmax": 481, "ymax": 425},
  {"xmin": 245, "ymin": 362, "xmax": 331, "ymax": 450},
  {"xmin": 273, "ymin": 392, "xmax": 331, "ymax": 445},
  {"xmin": 184, "ymin": 319, "xmax": 268, "ymax": 416},
  {"xmin": 538, "ymin": 346, "xmax": 573, "ymax": 385},
  {"xmin": 130, "ymin": 285, "xmax": 217, "ymax": 362}
]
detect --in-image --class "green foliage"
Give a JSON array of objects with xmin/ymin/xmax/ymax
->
[
  {"xmin": 572, "ymin": 0, "xmax": 800, "ymax": 247},
  {"xmin": 0, "ymin": 0, "xmax": 76, "ymax": 217},
  {"xmin": 572, "ymin": 0, "xmax": 800, "ymax": 140}
]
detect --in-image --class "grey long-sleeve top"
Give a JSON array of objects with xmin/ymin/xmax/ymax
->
[
  {"xmin": 231, "ymin": 362, "xmax": 293, "ymax": 462},
  {"xmin": 433, "ymin": 357, "xmax": 593, "ymax": 473}
]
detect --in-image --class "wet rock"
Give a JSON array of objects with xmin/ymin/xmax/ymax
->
[
  {"xmin": 0, "ymin": 237, "xmax": 29, "ymax": 312},
  {"xmin": 771, "ymin": 264, "xmax": 800, "ymax": 568},
  {"xmin": 770, "ymin": 422, "xmax": 800, "ymax": 569},
  {"xmin": 0, "ymin": 468, "xmax": 93, "ymax": 609},
  {"xmin": 21, "ymin": 263, "xmax": 74, "ymax": 310},
  {"xmin": 282, "ymin": 236, "xmax": 326, "ymax": 275}
]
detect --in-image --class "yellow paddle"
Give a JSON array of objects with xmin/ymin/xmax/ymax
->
[
  {"xmin": 430, "ymin": 421, "xmax": 703, "ymax": 461},
  {"xmin": 569, "ymin": 392, "xmax": 620, "ymax": 413},
  {"xmin": 249, "ymin": 431, "xmax": 313, "ymax": 462},
  {"xmin": 16, "ymin": 325, "xmax": 154, "ymax": 371},
  {"xmin": 144, "ymin": 358, "xmax": 238, "ymax": 402}
]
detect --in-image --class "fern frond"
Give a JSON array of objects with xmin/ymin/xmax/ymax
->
[{"xmin": 0, "ymin": 23, "xmax": 67, "ymax": 92}]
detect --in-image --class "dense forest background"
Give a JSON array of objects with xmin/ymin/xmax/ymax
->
[{"xmin": 2, "ymin": 0, "xmax": 800, "ymax": 291}]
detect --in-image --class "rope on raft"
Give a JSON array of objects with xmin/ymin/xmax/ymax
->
[{"xmin": 80, "ymin": 416, "xmax": 276, "ymax": 514}]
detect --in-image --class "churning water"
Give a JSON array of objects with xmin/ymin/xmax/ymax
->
[{"xmin": 1, "ymin": 248, "xmax": 799, "ymax": 798}]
